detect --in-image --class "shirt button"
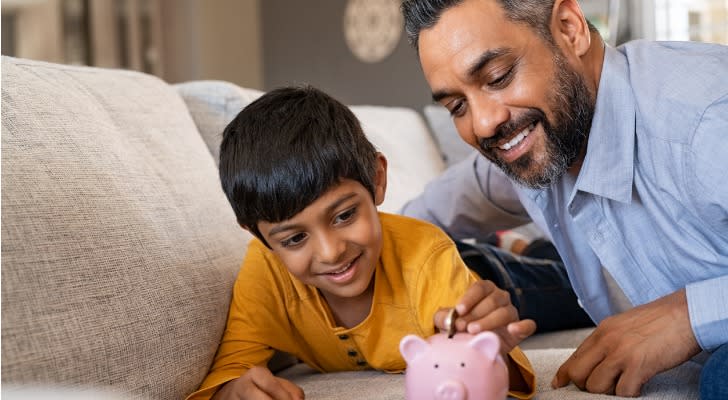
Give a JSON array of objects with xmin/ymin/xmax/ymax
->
[
  {"xmin": 577, "ymin": 298, "xmax": 584, "ymax": 309},
  {"xmin": 347, "ymin": 350, "xmax": 357, "ymax": 357},
  {"xmin": 338, "ymin": 334, "xmax": 349, "ymax": 340},
  {"xmin": 356, "ymin": 360, "xmax": 367, "ymax": 366}
]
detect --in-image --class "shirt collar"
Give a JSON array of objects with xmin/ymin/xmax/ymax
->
[{"xmin": 574, "ymin": 45, "xmax": 636, "ymax": 204}]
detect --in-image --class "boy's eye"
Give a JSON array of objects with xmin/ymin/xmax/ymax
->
[
  {"xmin": 334, "ymin": 207, "xmax": 357, "ymax": 224},
  {"xmin": 281, "ymin": 232, "xmax": 307, "ymax": 248}
]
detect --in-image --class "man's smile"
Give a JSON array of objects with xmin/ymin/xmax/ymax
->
[{"xmin": 496, "ymin": 122, "xmax": 535, "ymax": 151}]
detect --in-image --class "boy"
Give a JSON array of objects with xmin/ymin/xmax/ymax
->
[{"xmin": 187, "ymin": 86, "xmax": 536, "ymax": 400}]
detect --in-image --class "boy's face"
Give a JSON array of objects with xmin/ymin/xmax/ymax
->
[{"xmin": 257, "ymin": 156, "xmax": 387, "ymax": 305}]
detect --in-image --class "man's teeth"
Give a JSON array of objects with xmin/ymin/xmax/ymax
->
[{"xmin": 499, "ymin": 124, "xmax": 534, "ymax": 150}]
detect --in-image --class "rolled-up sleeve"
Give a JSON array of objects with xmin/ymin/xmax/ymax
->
[{"xmin": 687, "ymin": 275, "xmax": 728, "ymax": 351}]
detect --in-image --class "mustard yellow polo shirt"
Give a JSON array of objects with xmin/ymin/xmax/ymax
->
[{"xmin": 188, "ymin": 213, "xmax": 535, "ymax": 399}]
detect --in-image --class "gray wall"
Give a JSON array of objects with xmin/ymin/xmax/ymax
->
[
  {"xmin": 161, "ymin": 0, "xmax": 264, "ymax": 89},
  {"xmin": 262, "ymin": 0, "xmax": 433, "ymax": 110}
]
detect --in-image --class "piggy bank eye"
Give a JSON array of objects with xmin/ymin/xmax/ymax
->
[
  {"xmin": 434, "ymin": 364, "xmax": 439, "ymax": 369},
  {"xmin": 460, "ymin": 362, "xmax": 466, "ymax": 367}
]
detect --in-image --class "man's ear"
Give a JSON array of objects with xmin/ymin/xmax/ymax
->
[
  {"xmin": 551, "ymin": 0, "xmax": 591, "ymax": 58},
  {"xmin": 373, "ymin": 153, "xmax": 388, "ymax": 206}
]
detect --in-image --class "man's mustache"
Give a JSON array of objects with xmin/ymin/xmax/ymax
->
[{"xmin": 478, "ymin": 108, "xmax": 546, "ymax": 152}]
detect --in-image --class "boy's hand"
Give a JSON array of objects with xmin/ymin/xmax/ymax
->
[
  {"xmin": 212, "ymin": 366, "xmax": 305, "ymax": 400},
  {"xmin": 434, "ymin": 280, "xmax": 536, "ymax": 356}
]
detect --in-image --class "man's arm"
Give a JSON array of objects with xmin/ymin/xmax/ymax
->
[
  {"xmin": 401, "ymin": 152, "xmax": 531, "ymax": 241},
  {"xmin": 687, "ymin": 96, "xmax": 728, "ymax": 352},
  {"xmin": 554, "ymin": 93, "xmax": 728, "ymax": 397},
  {"xmin": 553, "ymin": 288, "xmax": 701, "ymax": 396}
]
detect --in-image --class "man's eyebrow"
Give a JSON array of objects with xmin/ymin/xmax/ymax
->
[{"xmin": 431, "ymin": 47, "xmax": 513, "ymax": 103}]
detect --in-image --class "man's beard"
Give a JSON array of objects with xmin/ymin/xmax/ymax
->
[{"xmin": 478, "ymin": 52, "xmax": 595, "ymax": 189}]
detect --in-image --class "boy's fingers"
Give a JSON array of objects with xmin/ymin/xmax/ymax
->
[
  {"xmin": 249, "ymin": 367, "xmax": 295, "ymax": 400},
  {"xmin": 465, "ymin": 305, "xmax": 518, "ymax": 334},
  {"xmin": 508, "ymin": 319, "xmax": 537, "ymax": 339},
  {"xmin": 276, "ymin": 377, "xmax": 305, "ymax": 400},
  {"xmin": 455, "ymin": 280, "xmax": 499, "ymax": 315},
  {"xmin": 433, "ymin": 307, "xmax": 451, "ymax": 331}
]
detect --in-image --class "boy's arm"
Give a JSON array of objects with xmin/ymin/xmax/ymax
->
[{"xmin": 186, "ymin": 242, "xmax": 295, "ymax": 400}]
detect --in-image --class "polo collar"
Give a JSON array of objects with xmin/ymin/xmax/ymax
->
[{"xmin": 574, "ymin": 45, "xmax": 636, "ymax": 204}]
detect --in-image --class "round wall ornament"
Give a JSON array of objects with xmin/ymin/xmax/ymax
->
[{"xmin": 343, "ymin": 0, "xmax": 403, "ymax": 63}]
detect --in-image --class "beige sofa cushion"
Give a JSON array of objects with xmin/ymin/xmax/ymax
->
[
  {"xmin": 175, "ymin": 81, "xmax": 264, "ymax": 167},
  {"xmin": 277, "ymin": 347, "xmax": 701, "ymax": 399},
  {"xmin": 1, "ymin": 57, "xmax": 250, "ymax": 399}
]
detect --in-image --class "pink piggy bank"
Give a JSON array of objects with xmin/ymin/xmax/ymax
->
[{"xmin": 399, "ymin": 332, "xmax": 508, "ymax": 400}]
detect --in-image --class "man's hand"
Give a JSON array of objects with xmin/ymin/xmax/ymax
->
[
  {"xmin": 212, "ymin": 366, "xmax": 304, "ymax": 400},
  {"xmin": 434, "ymin": 279, "xmax": 536, "ymax": 356},
  {"xmin": 553, "ymin": 288, "xmax": 701, "ymax": 397}
]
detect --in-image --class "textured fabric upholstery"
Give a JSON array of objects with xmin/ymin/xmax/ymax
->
[
  {"xmin": 350, "ymin": 106, "xmax": 446, "ymax": 213},
  {"xmin": 175, "ymin": 81, "xmax": 264, "ymax": 166},
  {"xmin": 1, "ymin": 57, "xmax": 250, "ymax": 399},
  {"xmin": 277, "ymin": 348, "xmax": 700, "ymax": 400}
]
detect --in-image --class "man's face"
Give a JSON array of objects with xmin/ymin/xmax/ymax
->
[{"xmin": 418, "ymin": 0, "xmax": 594, "ymax": 188}]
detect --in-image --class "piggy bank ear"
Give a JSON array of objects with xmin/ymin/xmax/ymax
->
[
  {"xmin": 468, "ymin": 331, "xmax": 501, "ymax": 361},
  {"xmin": 399, "ymin": 334, "xmax": 429, "ymax": 362}
]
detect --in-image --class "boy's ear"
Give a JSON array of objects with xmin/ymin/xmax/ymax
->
[{"xmin": 374, "ymin": 153, "xmax": 388, "ymax": 206}]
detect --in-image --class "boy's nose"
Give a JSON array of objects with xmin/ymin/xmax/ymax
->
[{"xmin": 315, "ymin": 233, "xmax": 346, "ymax": 264}]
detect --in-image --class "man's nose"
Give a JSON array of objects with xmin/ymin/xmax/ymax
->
[{"xmin": 469, "ymin": 96, "xmax": 509, "ymax": 143}]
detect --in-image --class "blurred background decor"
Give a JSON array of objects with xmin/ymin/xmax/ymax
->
[{"xmin": 3, "ymin": 0, "xmax": 727, "ymax": 111}]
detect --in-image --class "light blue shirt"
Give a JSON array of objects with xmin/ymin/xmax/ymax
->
[{"xmin": 402, "ymin": 40, "xmax": 728, "ymax": 352}]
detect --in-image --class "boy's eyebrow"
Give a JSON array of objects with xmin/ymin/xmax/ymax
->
[
  {"xmin": 268, "ymin": 223, "xmax": 299, "ymax": 237},
  {"xmin": 431, "ymin": 47, "xmax": 512, "ymax": 103},
  {"xmin": 267, "ymin": 192, "xmax": 359, "ymax": 237}
]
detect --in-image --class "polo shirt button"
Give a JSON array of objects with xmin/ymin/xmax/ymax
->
[
  {"xmin": 347, "ymin": 350, "xmax": 357, "ymax": 357},
  {"xmin": 338, "ymin": 334, "xmax": 349, "ymax": 340}
]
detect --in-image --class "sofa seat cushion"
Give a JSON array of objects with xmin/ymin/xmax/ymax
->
[
  {"xmin": 276, "ymin": 347, "xmax": 700, "ymax": 399},
  {"xmin": 1, "ymin": 57, "xmax": 250, "ymax": 399}
]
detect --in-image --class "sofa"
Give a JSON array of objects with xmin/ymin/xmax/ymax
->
[{"xmin": 1, "ymin": 56, "xmax": 701, "ymax": 399}]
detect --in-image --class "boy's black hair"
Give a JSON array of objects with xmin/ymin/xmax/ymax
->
[{"xmin": 219, "ymin": 85, "xmax": 379, "ymax": 245}]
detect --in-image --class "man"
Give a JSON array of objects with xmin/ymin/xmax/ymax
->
[{"xmin": 400, "ymin": 0, "xmax": 728, "ymax": 398}]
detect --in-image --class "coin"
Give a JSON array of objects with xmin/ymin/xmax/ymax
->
[{"xmin": 444, "ymin": 307, "xmax": 459, "ymax": 338}]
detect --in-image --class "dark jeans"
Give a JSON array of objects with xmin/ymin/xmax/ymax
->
[
  {"xmin": 700, "ymin": 344, "xmax": 728, "ymax": 400},
  {"xmin": 456, "ymin": 240, "xmax": 594, "ymax": 333}
]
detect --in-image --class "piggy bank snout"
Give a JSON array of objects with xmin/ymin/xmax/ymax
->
[{"xmin": 435, "ymin": 379, "xmax": 467, "ymax": 400}]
